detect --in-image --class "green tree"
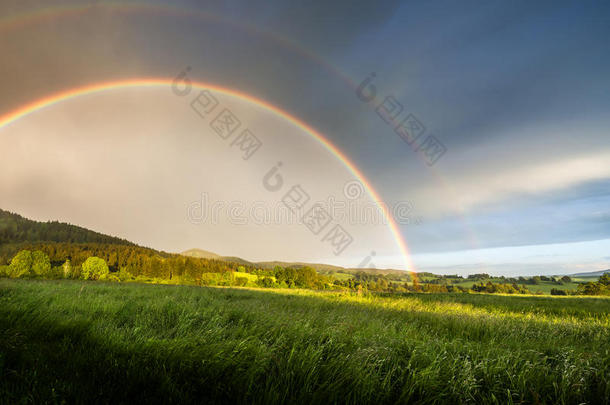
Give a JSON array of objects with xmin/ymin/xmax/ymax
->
[
  {"xmin": 257, "ymin": 277, "xmax": 275, "ymax": 288},
  {"xmin": 62, "ymin": 259, "xmax": 72, "ymax": 278},
  {"xmin": 295, "ymin": 267, "xmax": 317, "ymax": 288},
  {"xmin": 578, "ymin": 282, "xmax": 602, "ymax": 295},
  {"xmin": 9, "ymin": 250, "xmax": 34, "ymax": 278},
  {"xmin": 81, "ymin": 257, "xmax": 109, "ymax": 280},
  {"xmin": 599, "ymin": 273, "xmax": 610, "ymax": 286},
  {"xmin": 31, "ymin": 251, "xmax": 51, "ymax": 276}
]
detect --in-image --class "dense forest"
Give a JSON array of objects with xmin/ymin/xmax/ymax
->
[{"xmin": 0, "ymin": 209, "xmax": 133, "ymax": 246}]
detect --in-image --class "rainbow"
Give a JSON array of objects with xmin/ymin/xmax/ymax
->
[
  {"xmin": 0, "ymin": 0, "xmax": 483, "ymax": 257},
  {"xmin": 0, "ymin": 78, "xmax": 417, "ymax": 274}
]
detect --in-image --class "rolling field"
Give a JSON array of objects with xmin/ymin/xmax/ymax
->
[{"xmin": 1, "ymin": 279, "xmax": 609, "ymax": 404}]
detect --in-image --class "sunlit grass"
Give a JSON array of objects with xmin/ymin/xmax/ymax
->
[{"xmin": 1, "ymin": 279, "xmax": 608, "ymax": 404}]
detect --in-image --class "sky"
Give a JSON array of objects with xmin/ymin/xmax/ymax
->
[{"xmin": 0, "ymin": 0, "xmax": 609, "ymax": 275}]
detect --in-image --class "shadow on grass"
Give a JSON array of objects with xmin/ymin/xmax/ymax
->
[{"xmin": 0, "ymin": 279, "xmax": 608, "ymax": 404}]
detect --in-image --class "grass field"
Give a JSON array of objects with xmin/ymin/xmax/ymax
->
[{"xmin": 1, "ymin": 279, "xmax": 609, "ymax": 404}]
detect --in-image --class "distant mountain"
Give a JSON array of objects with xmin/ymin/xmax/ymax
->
[
  {"xmin": 257, "ymin": 261, "xmax": 346, "ymax": 271},
  {"xmin": 182, "ymin": 249, "xmax": 411, "ymax": 274},
  {"xmin": 569, "ymin": 269, "xmax": 610, "ymax": 277},
  {"xmin": 180, "ymin": 249, "xmax": 254, "ymax": 266},
  {"xmin": 181, "ymin": 248, "xmax": 222, "ymax": 260},
  {"xmin": 0, "ymin": 209, "xmax": 133, "ymax": 246}
]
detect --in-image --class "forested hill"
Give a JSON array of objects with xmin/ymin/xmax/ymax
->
[
  {"xmin": 0, "ymin": 209, "xmax": 134, "ymax": 246},
  {"xmin": 0, "ymin": 209, "xmax": 258, "ymax": 277}
]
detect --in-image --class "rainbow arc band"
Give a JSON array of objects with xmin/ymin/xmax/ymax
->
[{"xmin": 0, "ymin": 78, "xmax": 416, "ymax": 277}]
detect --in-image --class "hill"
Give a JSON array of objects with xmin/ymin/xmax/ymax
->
[
  {"xmin": 181, "ymin": 248, "xmax": 222, "ymax": 260},
  {"xmin": 569, "ymin": 269, "xmax": 610, "ymax": 277},
  {"xmin": 257, "ymin": 261, "xmax": 346, "ymax": 271},
  {"xmin": 0, "ymin": 209, "xmax": 133, "ymax": 246},
  {"xmin": 180, "ymin": 249, "xmax": 255, "ymax": 266},
  {"xmin": 0, "ymin": 209, "xmax": 257, "ymax": 279}
]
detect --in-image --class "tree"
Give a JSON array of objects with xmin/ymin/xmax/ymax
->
[
  {"xmin": 257, "ymin": 277, "xmax": 275, "ymax": 288},
  {"xmin": 31, "ymin": 251, "xmax": 51, "ymax": 276},
  {"xmin": 560, "ymin": 275, "xmax": 572, "ymax": 283},
  {"xmin": 9, "ymin": 250, "xmax": 35, "ymax": 278},
  {"xmin": 599, "ymin": 273, "xmax": 610, "ymax": 286},
  {"xmin": 578, "ymin": 282, "xmax": 602, "ymax": 295},
  {"xmin": 62, "ymin": 259, "xmax": 72, "ymax": 278},
  {"xmin": 81, "ymin": 257, "xmax": 109, "ymax": 280}
]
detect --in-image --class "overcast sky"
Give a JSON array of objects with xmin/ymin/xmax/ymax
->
[{"xmin": 1, "ymin": 0, "xmax": 609, "ymax": 275}]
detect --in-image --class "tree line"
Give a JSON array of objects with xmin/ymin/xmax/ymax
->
[{"xmin": 2, "ymin": 246, "xmax": 609, "ymax": 296}]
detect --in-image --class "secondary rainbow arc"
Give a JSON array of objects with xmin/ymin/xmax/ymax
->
[
  {"xmin": 0, "ymin": 1, "xmax": 482, "ymax": 253},
  {"xmin": 0, "ymin": 78, "xmax": 417, "ymax": 275}
]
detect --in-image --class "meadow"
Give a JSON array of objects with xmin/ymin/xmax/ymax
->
[{"xmin": 1, "ymin": 279, "xmax": 609, "ymax": 404}]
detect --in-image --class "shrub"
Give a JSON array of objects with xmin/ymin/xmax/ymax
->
[
  {"xmin": 551, "ymin": 288, "xmax": 567, "ymax": 296},
  {"xmin": 100, "ymin": 273, "xmax": 120, "ymax": 282},
  {"xmin": 234, "ymin": 277, "xmax": 249, "ymax": 287},
  {"xmin": 117, "ymin": 268, "xmax": 134, "ymax": 282}
]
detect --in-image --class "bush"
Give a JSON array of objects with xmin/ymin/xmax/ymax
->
[
  {"xmin": 45, "ymin": 266, "xmax": 64, "ymax": 280},
  {"xmin": 234, "ymin": 277, "xmax": 249, "ymax": 287},
  {"xmin": 81, "ymin": 257, "xmax": 109, "ymax": 280},
  {"xmin": 100, "ymin": 273, "xmax": 121, "ymax": 282},
  {"xmin": 551, "ymin": 288, "xmax": 567, "ymax": 296},
  {"xmin": 117, "ymin": 268, "xmax": 134, "ymax": 282}
]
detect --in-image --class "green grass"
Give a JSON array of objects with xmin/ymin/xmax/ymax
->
[{"xmin": 1, "ymin": 279, "xmax": 609, "ymax": 404}]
